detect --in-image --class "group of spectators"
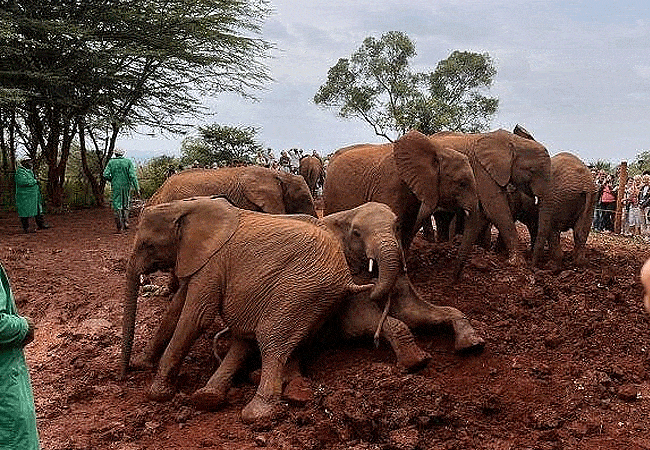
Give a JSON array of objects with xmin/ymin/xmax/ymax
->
[{"xmin": 592, "ymin": 168, "xmax": 650, "ymax": 236}]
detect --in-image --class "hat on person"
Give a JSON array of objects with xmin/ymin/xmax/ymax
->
[{"xmin": 114, "ymin": 149, "xmax": 125, "ymax": 157}]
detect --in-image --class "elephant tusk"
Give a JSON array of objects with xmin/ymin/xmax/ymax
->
[
  {"xmin": 368, "ymin": 258, "xmax": 374, "ymax": 273},
  {"xmin": 534, "ymin": 196, "xmax": 539, "ymax": 205}
]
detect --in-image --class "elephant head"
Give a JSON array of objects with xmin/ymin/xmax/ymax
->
[
  {"xmin": 322, "ymin": 202, "xmax": 404, "ymax": 302},
  {"xmin": 121, "ymin": 197, "xmax": 240, "ymax": 377},
  {"xmin": 241, "ymin": 169, "xmax": 316, "ymax": 216},
  {"xmin": 394, "ymin": 130, "xmax": 478, "ymax": 216}
]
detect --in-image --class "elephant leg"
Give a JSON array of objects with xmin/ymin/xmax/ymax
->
[
  {"xmin": 191, "ymin": 338, "xmax": 253, "ymax": 410},
  {"xmin": 149, "ymin": 280, "xmax": 216, "ymax": 402},
  {"xmin": 132, "ymin": 281, "xmax": 188, "ymax": 370},
  {"xmin": 241, "ymin": 351, "xmax": 286, "ymax": 423},
  {"xmin": 572, "ymin": 212, "xmax": 592, "ymax": 265},
  {"xmin": 548, "ymin": 230, "xmax": 563, "ymax": 265},
  {"xmin": 488, "ymin": 203, "xmax": 525, "ymax": 266},
  {"xmin": 339, "ymin": 297, "xmax": 431, "ymax": 372},
  {"xmin": 455, "ymin": 210, "xmax": 490, "ymax": 278},
  {"xmin": 390, "ymin": 277, "xmax": 484, "ymax": 353}
]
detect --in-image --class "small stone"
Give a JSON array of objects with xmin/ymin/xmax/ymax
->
[
  {"xmin": 617, "ymin": 384, "xmax": 640, "ymax": 402},
  {"xmin": 283, "ymin": 376, "xmax": 313, "ymax": 404},
  {"xmin": 254, "ymin": 435, "xmax": 267, "ymax": 447}
]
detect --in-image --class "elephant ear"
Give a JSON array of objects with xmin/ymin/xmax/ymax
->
[
  {"xmin": 474, "ymin": 132, "xmax": 514, "ymax": 188},
  {"xmin": 241, "ymin": 171, "xmax": 286, "ymax": 214},
  {"xmin": 175, "ymin": 197, "xmax": 240, "ymax": 278},
  {"xmin": 513, "ymin": 124, "xmax": 536, "ymax": 141},
  {"xmin": 393, "ymin": 130, "xmax": 440, "ymax": 208}
]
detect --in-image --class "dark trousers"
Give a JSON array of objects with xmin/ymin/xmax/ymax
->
[{"xmin": 20, "ymin": 215, "xmax": 47, "ymax": 232}]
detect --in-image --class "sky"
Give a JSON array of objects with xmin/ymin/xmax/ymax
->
[{"xmin": 116, "ymin": 0, "xmax": 650, "ymax": 165}]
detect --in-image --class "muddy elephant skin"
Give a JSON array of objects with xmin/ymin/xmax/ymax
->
[
  {"xmin": 323, "ymin": 130, "xmax": 478, "ymax": 250},
  {"xmin": 147, "ymin": 165, "xmax": 317, "ymax": 217},
  {"xmin": 121, "ymin": 196, "xmax": 370, "ymax": 422}
]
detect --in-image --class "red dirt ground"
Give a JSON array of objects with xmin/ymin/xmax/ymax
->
[{"xmin": 1, "ymin": 207, "xmax": 650, "ymax": 450}]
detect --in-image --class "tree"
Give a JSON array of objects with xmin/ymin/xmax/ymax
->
[
  {"xmin": 0, "ymin": 0, "xmax": 273, "ymax": 207},
  {"xmin": 314, "ymin": 31, "xmax": 498, "ymax": 141},
  {"xmin": 181, "ymin": 124, "xmax": 263, "ymax": 167}
]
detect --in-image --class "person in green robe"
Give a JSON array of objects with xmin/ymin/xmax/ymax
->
[
  {"xmin": 103, "ymin": 149, "xmax": 140, "ymax": 232},
  {"xmin": 0, "ymin": 262, "xmax": 40, "ymax": 450},
  {"xmin": 14, "ymin": 159, "xmax": 50, "ymax": 233}
]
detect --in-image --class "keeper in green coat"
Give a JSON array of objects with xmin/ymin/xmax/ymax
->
[
  {"xmin": 14, "ymin": 159, "xmax": 50, "ymax": 233},
  {"xmin": 103, "ymin": 149, "xmax": 140, "ymax": 232},
  {"xmin": 0, "ymin": 262, "xmax": 40, "ymax": 450}
]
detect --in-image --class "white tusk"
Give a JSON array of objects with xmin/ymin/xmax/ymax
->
[
  {"xmin": 368, "ymin": 258, "xmax": 374, "ymax": 273},
  {"xmin": 464, "ymin": 209, "xmax": 470, "ymax": 218},
  {"xmin": 534, "ymin": 196, "xmax": 539, "ymax": 205}
]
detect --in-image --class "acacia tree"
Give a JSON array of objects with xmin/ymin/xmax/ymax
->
[
  {"xmin": 0, "ymin": 0, "xmax": 273, "ymax": 207},
  {"xmin": 181, "ymin": 124, "xmax": 263, "ymax": 167},
  {"xmin": 314, "ymin": 31, "xmax": 498, "ymax": 141}
]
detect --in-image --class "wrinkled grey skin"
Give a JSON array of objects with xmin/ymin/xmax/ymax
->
[{"xmin": 121, "ymin": 196, "xmax": 370, "ymax": 423}]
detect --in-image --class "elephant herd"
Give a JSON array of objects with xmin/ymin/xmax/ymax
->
[{"xmin": 119, "ymin": 127, "xmax": 597, "ymax": 423}]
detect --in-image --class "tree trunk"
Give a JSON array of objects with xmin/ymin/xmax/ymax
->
[{"xmin": 78, "ymin": 117, "xmax": 105, "ymax": 207}]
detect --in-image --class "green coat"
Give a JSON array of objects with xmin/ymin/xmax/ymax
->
[
  {"xmin": 0, "ymin": 264, "xmax": 39, "ymax": 450},
  {"xmin": 103, "ymin": 156, "xmax": 140, "ymax": 210},
  {"xmin": 14, "ymin": 166, "xmax": 43, "ymax": 218}
]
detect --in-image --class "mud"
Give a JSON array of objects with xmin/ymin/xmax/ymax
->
[{"xmin": 1, "ymin": 207, "xmax": 649, "ymax": 450}]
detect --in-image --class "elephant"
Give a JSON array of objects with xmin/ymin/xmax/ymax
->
[
  {"xmin": 120, "ymin": 196, "xmax": 372, "ymax": 422},
  {"xmin": 298, "ymin": 155, "xmax": 325, "ymax": 197},
  {"xmin": 499, "ymin": 152, "xmax": 597, "ymax": 266},
  {"xmin": 323, "ymin": 130, "xmax": 479, "ymax": 251},
  {"xmin": 641, "ymin": 258, "xmax": 650, "ymax": 314},
  {"xmin": 428, "ymin": 128, "xmax": 551, "ymax": 273},
  {"xmin": 146, "ymin": 165, "xmax": 317, "ymax": 217}
]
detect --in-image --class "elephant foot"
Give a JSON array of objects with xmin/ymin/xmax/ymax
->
[
  {"xmin": 397, "ymin": 348, "xmax": 432, "ymax": 373},
  {"xmin": 453, "ymin": 319, "xmax": 485, "ymax": 354},
  {"xmin": 241, "ymin": 394, "xmax": 281, "ymax": 424},
  {"xmin": 148, "ymin": 378, "xmax": 177, "ymax": 402},
  {"xmin": 130, "ymin": 353, "xmax": 157, "ymax": 371},
  {"xmin": 190, "ymin": 386, "xmax": 228, "ymax": 411}
]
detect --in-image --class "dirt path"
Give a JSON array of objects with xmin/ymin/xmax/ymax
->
[{"xmin": 1, "ymin": 207, "xmax": 649, "ymax": 449}]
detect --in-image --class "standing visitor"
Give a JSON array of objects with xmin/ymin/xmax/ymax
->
[
  {"xmin": 596, "ymin": 175, "xmax": 617, "ymax": 232},
  {"xmin": 103, "ymin": 149, "xmax": 140, "ymax": 232},
  {"xmin": 0, "ymin": 262, "xmax": 40, "ymax": 450},
  {"xmin": 14, "ymin": 159, "xmax": 50, "ymax": 233},
  {"xmin": 639, "ymin": 174, "xmax": 650, "ymax": 234}
]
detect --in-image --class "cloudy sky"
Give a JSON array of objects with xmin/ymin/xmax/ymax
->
[{"xmin": 117, "ymin": 0, "xmax": 650, "ymax": 164}]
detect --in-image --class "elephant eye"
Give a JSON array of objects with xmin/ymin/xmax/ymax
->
[{"xmin": 352, "ymin": 229, "xmax": 361, "ymax": 238}]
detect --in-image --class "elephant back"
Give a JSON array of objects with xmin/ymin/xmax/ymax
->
[{"xmin": 323, "ymin": 143, "xmax": 394, "ymax": 215}]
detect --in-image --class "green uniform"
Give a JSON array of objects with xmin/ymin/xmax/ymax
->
[
  {"xmin": 103, "ymin": 156, "xmax": 140, "ymax": 210},
  {"xmin": 0, "ymin": 264, "xmax": 39, "ymax": 450},
  {"xmin": 14, "ymin": 166, "xmax": 43, "ymax": 218}
]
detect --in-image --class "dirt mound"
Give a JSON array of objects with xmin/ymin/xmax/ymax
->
[{"xmin": 1, "ymin": 208, "xmax": 649, "ymax": 449}]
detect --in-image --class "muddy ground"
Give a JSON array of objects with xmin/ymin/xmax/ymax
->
[{"xmin": 1, "ymin": 206, "xmax": 650, "ymax": 450}]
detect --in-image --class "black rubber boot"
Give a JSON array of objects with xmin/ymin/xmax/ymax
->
[
  {"xmin": 114, "ymin": 215, "xmax": 123, "ymax": 232},
  {"xmin": 36, "ymin": 215, "xmax": 50, "ymax": 229},
  {"xmin": 20, "ymin": 217, "xmax": 32, "ymax": 233}
]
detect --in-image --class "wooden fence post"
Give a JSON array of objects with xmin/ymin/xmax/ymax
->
[{"xmin": 615, "ymin": 161, "xmax": 627, "ymax": 234}]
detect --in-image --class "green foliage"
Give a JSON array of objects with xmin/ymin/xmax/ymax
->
[
  {"xmin": 138, "ymin": 155, "xmax": 180, "ymax": 199},
  {"xmin": 0, "ymin": 0, "xmax": 273, "ymax": 207},
  {"xmin": 314, "ymin": 32, "xmax": 498, "ymax": 141},
  {"xmin": 588, "ymin": 159, "xmax": 614, "ymax": 174},
  {"xmin": 181, "ymin": 124, "xmax": 263, "ymax": 167},
  {"xmin": 628, "ymin": 151, "xmax": 650, "ymax": 177}
]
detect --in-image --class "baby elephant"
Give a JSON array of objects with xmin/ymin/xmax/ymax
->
[{"xmin": 121, "ymin": 196, "xmax": 371, "ymax": 422}]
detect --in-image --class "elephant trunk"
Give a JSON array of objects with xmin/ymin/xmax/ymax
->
[
  {"xmin": 369, "ymin": 237, "xmax": 403, "ymax": 302},
  {"xmin": 531, "ymin": 198, "xmax": 553, "ymax": 266},
  {"xmin": 120, "ymin": 255, "xmax": 143, "ymax": 378}
]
